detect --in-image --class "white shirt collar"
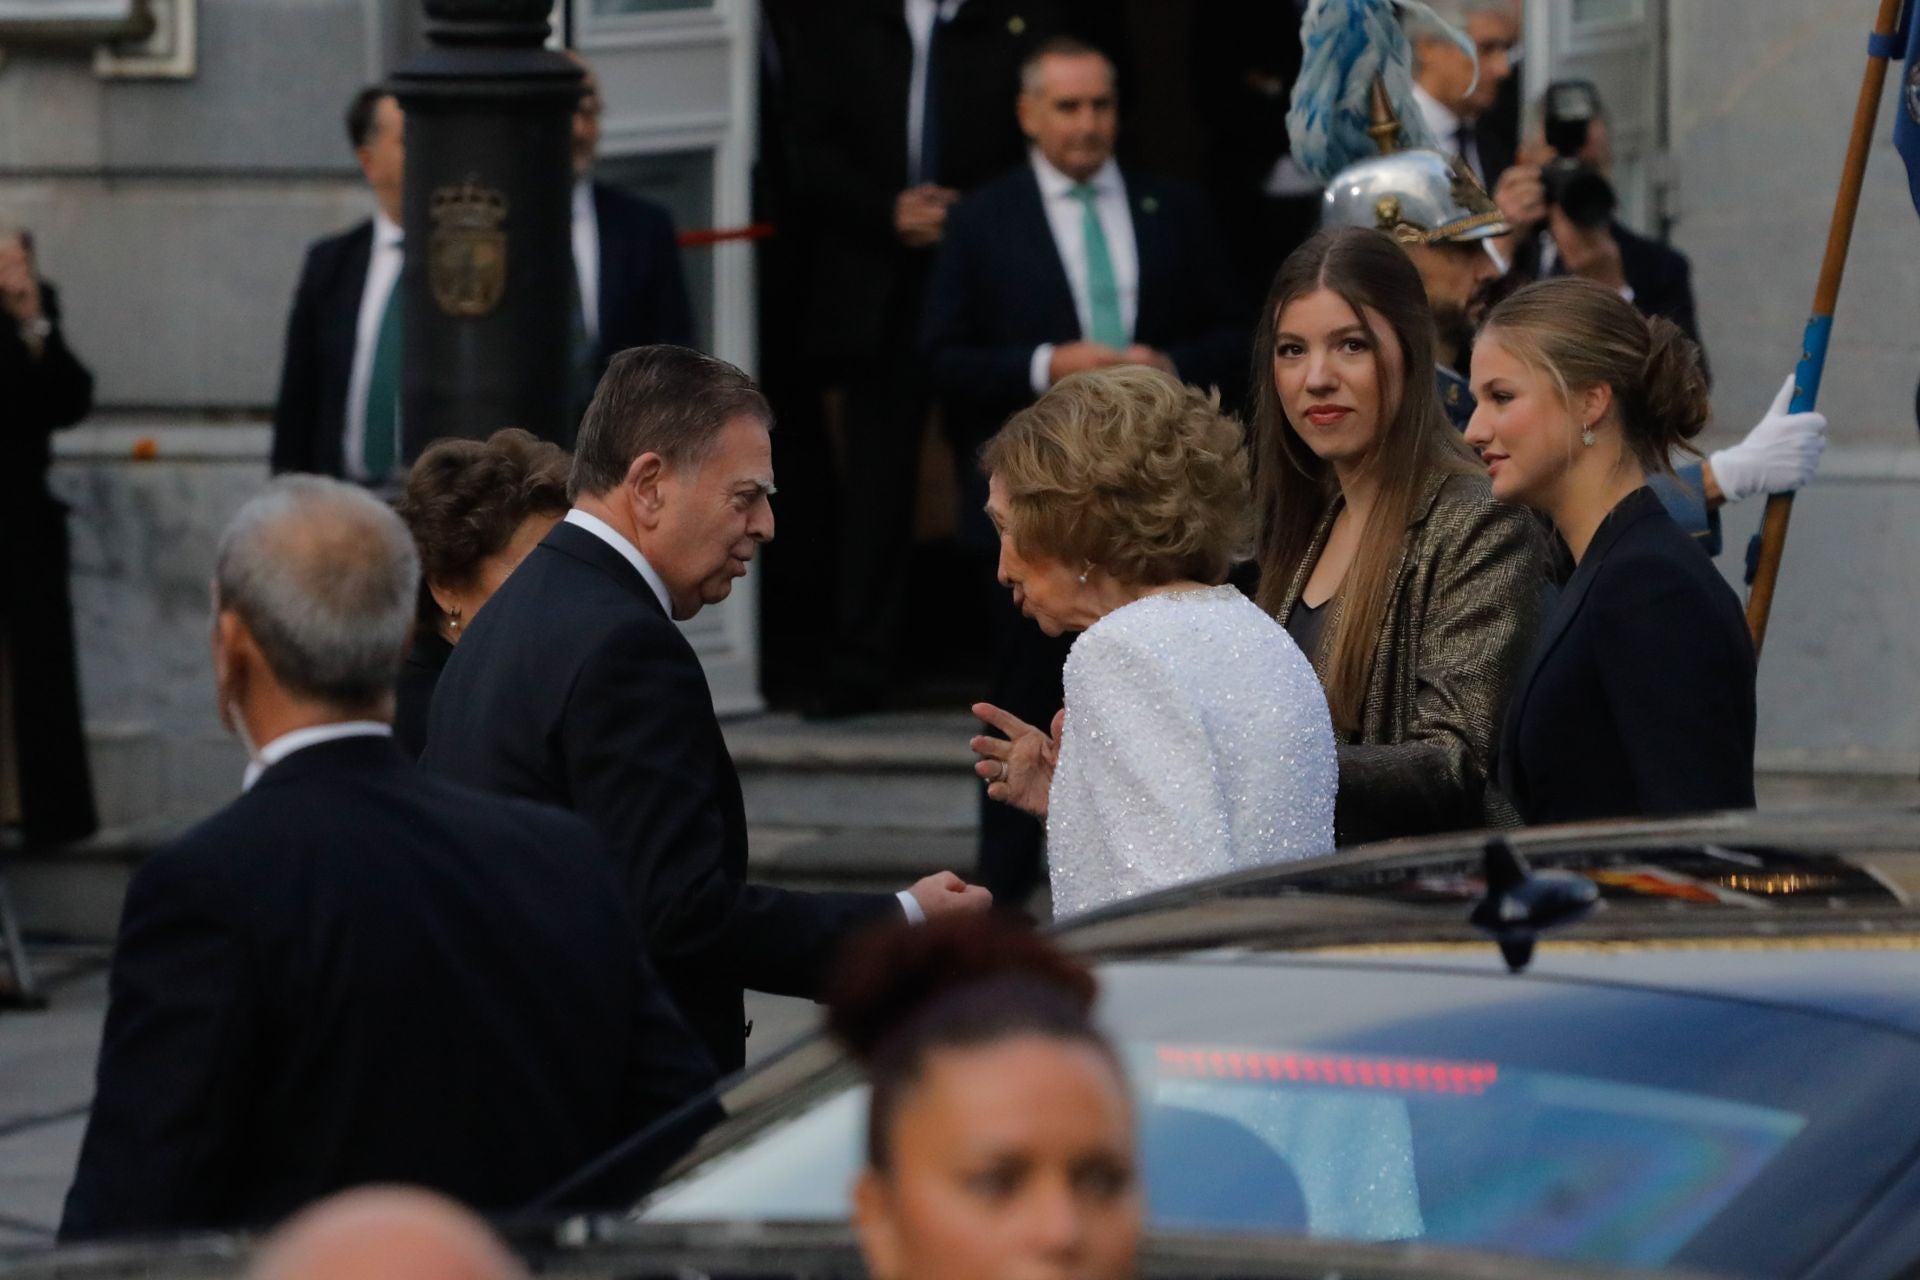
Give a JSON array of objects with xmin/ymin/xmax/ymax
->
[
  {"xmin": 1030, "ymin": 149, "xmax": 1123, "ymax": 201},
  {"xmin": 564, "ymin": 508, "xmax": 675, "ymax": 617},
  {"xmin": 242, "ymin": 721, "xmax": 392, "ymax": 792},
  {"xmin": 571, "ymin": 177, "xmax": 594, "ymax": 218},
  {"xmin": 373, "ymin": 208, "xmax": 404, "ymax": 249},
  {"xmin": 1411, "ymin": 83, "xmax": 1463, "ymax": 144}
]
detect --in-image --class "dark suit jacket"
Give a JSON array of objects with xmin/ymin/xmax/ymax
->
[
  {"xmin": 592, "ymin": 182, "xmax": 695, "ymax": 364},
  {"xmin": 422, "ymin": 522, "xmax": 898, "ymax": 1072},
  {"xmin": 921, "ymin": 163, "xmax": 1249, "ymax": 443},
  {"xmin": 270, "ymin": 221, "xmax": 372, "ymax": 477},
  {"xmin": 1498, "ymin": 486, "xmax": 1756, "ymax": 826},
  {"xmin": 779, "ymin": 0, "xmax": 1072, "ymax": 365},
  {"xmin": 1511, "ymin": 220, "xmax": 1708, "ymax": 377},
  {"xmin": 61, "ymin": 735, "xmax": 713, "ymax": 1240},
  {"xmin": 393, "ymin": 627, "xmax": 453, "ymax": 761},
  {"xmin": 2, "ymin": 282, "xmax": 98, "ymax": 847}
]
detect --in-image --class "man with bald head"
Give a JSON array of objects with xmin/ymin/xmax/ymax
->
[
  {"xmin": 250, "ymin": 1188, "xmax": 525, "ymax": 1280},
  {"xmin": 61, "ymin": 477, "xmax": 712, "ymax": 1240}
]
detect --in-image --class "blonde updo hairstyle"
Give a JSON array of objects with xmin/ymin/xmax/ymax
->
[
  {"xmin": 981, "ymin": 365, "xmax": 1252, "ymax": 587},
  {"xmin": 1480, "ymin": 277, "xmax": 1712, "ymax": 474}
]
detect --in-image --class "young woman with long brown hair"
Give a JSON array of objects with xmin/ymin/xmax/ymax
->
[{"xmin": 1251, "ymin": 227, "xmax": 1544, "ymax": 843}]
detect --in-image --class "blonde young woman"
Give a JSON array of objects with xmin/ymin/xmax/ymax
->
[
  {"xmin": 1252, "ymin": 228, "xmax": 1545, "ymax": 843},
  {"xmin": 1467, "ymin": 278, "xmax": 1755, "ymax": 823},
  {"xmin": 968, "ymin": 366, "xmax": 1336, "ymax": 918}
]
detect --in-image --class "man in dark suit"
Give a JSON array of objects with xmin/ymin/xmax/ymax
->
[
  {"xmin": 424, "ymin": 346, "xmax": 991, "ymax": 1072},
  {"xmin": 0, "ymin": 224, "xmax": 96, "ymax": 854},
  {"xmin": 271, "ymin": 87, "xmax": 408, "ymax": 484},
  {"xmin": 779, "ymin": 0, "xmax": 1074, "ymax": 716},
  {"xmin": 564, "ymin": 54, "xmax": 695, "ymax": 429},
  {"xmin": 61, "ymin": 477, "xmax": 712, "ymax": 1240},
  {"xmin": 921, "ymin": 37, "xmax": 1246, "ymax": 905}
]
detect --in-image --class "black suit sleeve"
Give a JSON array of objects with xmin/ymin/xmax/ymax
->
[
  {"xmin": 61, "ymin": 851, "xmax": 259, "ymax": 1240},
  {"xmin": 564, "ymin": 619, "xmax": 896, "ymax": 1000},
  {"xmin": 782, "ymin": 30, "xmax": 903, "ymax": 244},
  {"xmin": 921, "ymin": 197, "xmax": 1043, "ymax": 409},
  {"xmin": 271, "ymin": 245, "xmax": 327, "ymax": 475},
  {"xmin": 19, "ymin": 287, "xmax": 92, "ymax": 431},
  {"xmin": 1590, "ymin": 555, "xmax": 1755, "ymax": 815}
]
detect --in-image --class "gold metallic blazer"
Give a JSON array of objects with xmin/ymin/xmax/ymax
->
[{"xmin": 1271, "ymin": 469, "xmax": 1547, "ymax": 845}]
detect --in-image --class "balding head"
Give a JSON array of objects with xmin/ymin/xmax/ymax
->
[
  {"xmin": 251, "ymin": 1188, "xmax": 525, "ymax": 1280},
  {"xmin": 214, "ymin": 475, "xmax": 419, "ymax": 708}
]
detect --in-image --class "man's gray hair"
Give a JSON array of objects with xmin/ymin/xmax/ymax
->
[
  {"xmin": 214, "ymin": 475, "xmax": 420, "ymax": 707},
  {"xmin": 1403, "ymin": 0, "xmax": 1516, "ymax": 42},
  {"xmin": 569, "ymin": 344, "xmax": 771, "ymax": 500},
  {"xmin": 1018, "ymin": 35, "xmax": 1114, "ymax": 96}
]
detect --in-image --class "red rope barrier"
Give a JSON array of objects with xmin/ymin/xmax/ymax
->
[{"xmin": 676, "ymin": 222, "xmax": 776, "ymax": 250}]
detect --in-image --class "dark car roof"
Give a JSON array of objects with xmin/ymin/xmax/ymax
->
[{"xmin": 1058, "ymin": 805, "xmax": 1920, "ymax": 1036}]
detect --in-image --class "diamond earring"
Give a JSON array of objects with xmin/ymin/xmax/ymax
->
[{"xmin": 1581, "ymin": 423, "xmax": 1597, "ymax": 446}]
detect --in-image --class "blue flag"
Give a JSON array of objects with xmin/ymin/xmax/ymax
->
[{"xmin": 1893, "ymin": 0, "xmax": 1920, "ymax": 214}]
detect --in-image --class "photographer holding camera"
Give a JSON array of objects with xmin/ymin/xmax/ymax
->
[{"xmin": 1507, "ymin": 80, "xmax": 1706, "ymax": 368}]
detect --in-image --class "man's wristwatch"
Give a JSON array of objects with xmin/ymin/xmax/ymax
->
[{"xmin": 19, "ymin": 316, "xmax": 52, "ymax": 342}]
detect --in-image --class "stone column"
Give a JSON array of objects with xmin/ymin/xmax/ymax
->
[{"xmin": 391, "ymin": 0, "xmax": 582, "ymax": 455}]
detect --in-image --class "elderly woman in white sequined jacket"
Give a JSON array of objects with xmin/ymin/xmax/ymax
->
[{"xmin": 967, "ymin": 367, "xmax": 1337, "ymax": 919}]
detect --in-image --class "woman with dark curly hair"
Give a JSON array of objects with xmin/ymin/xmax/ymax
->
[
  {"xmin": 829, "ymin": 917, "xmax": 1140, "ymax": 1280},
  {"xmin": 392, "ymin": 428, "xmax": 571, "ymax": 758},
  {"xmin": 966, "ymin": 366, "xmax": 1335, "ymax": 917}
]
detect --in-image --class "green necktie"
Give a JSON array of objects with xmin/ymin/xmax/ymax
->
[
  {"xmin": 1071, "ymin": 182, "xmax": 1127, "ymax": 349},
  {"xmin": 362, "ymin": 274, "xmax": 402, "ymax": 482}
]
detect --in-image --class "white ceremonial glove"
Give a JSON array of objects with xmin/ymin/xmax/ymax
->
[{"xmin": 1708, "ymin": 374, "xmax": 1829, "ymax": 504}]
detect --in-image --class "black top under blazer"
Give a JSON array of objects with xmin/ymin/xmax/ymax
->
[
  {"xmin": 61, "ymin": 736, "xmax": 713, "ymax": 1240},
  {"xmin": 1498, "ymin": 486, "xmax": 1756, "ymax": 825},
  {"xmin": 920, "ymin": 163, "xmax": 1249, "ymax": 446},
  {"xmin": 422, "ymin": 522, "xmax": 899, "ymax": 1072}
]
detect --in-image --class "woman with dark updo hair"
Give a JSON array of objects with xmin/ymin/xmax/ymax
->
[
  {"xmin": 1466, "ymin": 277, "xmax": 1756, "ymax": 823},
  {"xmin": 829, "ymin": 918, "xmax": 1141, "ymax": 1280},
  {"xmin": 392, "ymin": 428, "xmax": 571, "ymax": 758}
]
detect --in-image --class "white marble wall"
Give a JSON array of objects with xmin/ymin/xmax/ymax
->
[{"xmin": 1670, "ymin": 0, "xmax": 1920, "ymax": 773}]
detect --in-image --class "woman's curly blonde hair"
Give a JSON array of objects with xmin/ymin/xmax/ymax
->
[{"xmin": 981, "ymin": 365, "xmax": 1251, "ymax": 586}]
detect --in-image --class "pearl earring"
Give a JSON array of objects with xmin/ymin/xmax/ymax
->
[
  {"xmin": 1581, "ymin": 423, "xmax": 1597, "ymax": 447},
  {"xmin": 447, "ymin": 607, "xmax": 462, "ymax": 635},
  {"xmin": 1078, "ymin": 563, "xmax": 1092, "ymax": 585}
]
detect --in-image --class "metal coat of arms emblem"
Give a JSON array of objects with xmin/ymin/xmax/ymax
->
[{"xmin": 429, "ymin": 180, "xmax": 509, "ymax": 318}]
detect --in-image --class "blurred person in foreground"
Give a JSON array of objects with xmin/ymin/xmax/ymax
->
[
  {"xmin": 829, "ymin": 916, "xmax": 1141, "ymax": 1280},
  {"xmin": 250, "ymin": 1187, "xmax": 526, "ymax": 1280},
  {"xmin": 61, "ymin": 476, "xmax": 710, "ymax": 1240},
  {"xmin": 965, "ymin": 367, "xmax": 1335, "ymax": 918},
  {"xmin": 922, "ymin": 35, "xmax": 1246, "ymax": 909},
  {"xmin": 0, "ymin": 219, "xmax": 96, "ymax": 849},
  {"xmin": 393, "ymin": 429, "xmax": 571, "ymax": 758},
  {"xmin": 424, "ymin": 346, "xmax": 992, "ymax": 1075},
  {"xmin": 272, "ymin": 87, "xmax": 410, "ymax": 484}
]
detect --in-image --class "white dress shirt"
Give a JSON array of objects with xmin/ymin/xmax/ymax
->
[
  {"xmin": 564, "ymin": 508, "xmax": 673, "ymax": 616},
  {"xmin": 571, "ymin": 178, "xmax": 601, "ymax": 344},
  {"xmin": 561, "ymin": 508, "xmax": 924, "ymax": 923},
  {"xmin": 344, "ymin": 210, "xmax": 405, "ymax": 483},
  {"xmin": 905, "ymin": 0, "xmax": 968, "ymax": 183},
  {"xmin": 1413, "ymin": 84, "xmax": 1486, "ymax": 184},
  {"xmin": 242, "ymin": 722, "xmax": 392, "ymax": 792},
  {"xmin": 1027, "ymin": 151, "xmax": 1141, "ymax": 395}
]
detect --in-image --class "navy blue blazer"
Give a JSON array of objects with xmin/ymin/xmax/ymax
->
[
  {"xmin": 592, "ymin": 182, "xmax": 694, "ymax": 364},
  {"xmin": 271, "ymin": 220, "xmax": 371, "ymax": 478},
  {"xmin": 1497, "ymin": 486, "xmax": 1756, "ymax": 825},
  {"xmin": 921, "ymin": 163, "xmax": 1249, "ymax": 444},
  {"xmin": 423, "ymin": 522, "xmax": 898, "ymax": 1072},
  {"xmin": 61, "ymin": 736, "xmax": 712, "ymax": 1239}
]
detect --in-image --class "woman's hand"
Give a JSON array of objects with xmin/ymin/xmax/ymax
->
[{"xmin": 969, "ymin": 703, "xmax": 1064, "ymax": 818}]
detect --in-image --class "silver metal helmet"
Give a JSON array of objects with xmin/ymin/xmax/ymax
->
[{"xmin": 1321, "ymin": 149, "xmax": 1509, "ymax": 247}]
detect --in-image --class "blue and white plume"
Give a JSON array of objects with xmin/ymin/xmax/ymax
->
[{"xmin": 1285, "ymin": 0, "xmax": 1475, "ymax": 185}]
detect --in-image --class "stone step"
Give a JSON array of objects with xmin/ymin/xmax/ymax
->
[{"xmin": 724, "ymin": 711, "xmax": 981, "ymax": 835}]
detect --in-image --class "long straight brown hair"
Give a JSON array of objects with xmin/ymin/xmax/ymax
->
[{"xmin": 1251, "ymin": 228, "xmax": 1479, "ymax": 733}]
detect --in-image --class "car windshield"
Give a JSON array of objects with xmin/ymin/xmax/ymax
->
[{"xmin": 638, "ymin": 953, "xmax": 1920, "ymax": 1277}]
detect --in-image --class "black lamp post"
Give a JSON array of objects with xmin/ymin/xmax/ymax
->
[{"xmin": 391, "ymin": 0, "xmax": 582, "ymax": 456}]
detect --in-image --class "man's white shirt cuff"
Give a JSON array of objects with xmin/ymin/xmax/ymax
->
[
  {"xmin": 1029, "ymin": 344, "xmax": 1055, "ymax": 396},
  {"xmin": 897, "ymin": 889, "xmax": 926, "ymax": 925}
]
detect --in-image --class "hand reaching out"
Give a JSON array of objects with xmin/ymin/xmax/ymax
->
[
  {"xmin": 906, "ymin": 870, "xmax": 993, "ymax": 920},
  {"xmin": 969, "ymin": 702, "xmax": 1063, "ymax": 818}
]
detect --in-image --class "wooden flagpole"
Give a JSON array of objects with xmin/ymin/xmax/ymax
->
[{"xmin": 1747, "ymin": 0, "xmax": 1908, "ymax": 653}]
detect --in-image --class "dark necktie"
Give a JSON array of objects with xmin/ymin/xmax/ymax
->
[
  {"xmin": 1454, "ymin": 121, "xmax": 1481, "ymax": 182},
  {"xmin": 918, "ymin": 3, "xmax": 950, "ymax": 185}
]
